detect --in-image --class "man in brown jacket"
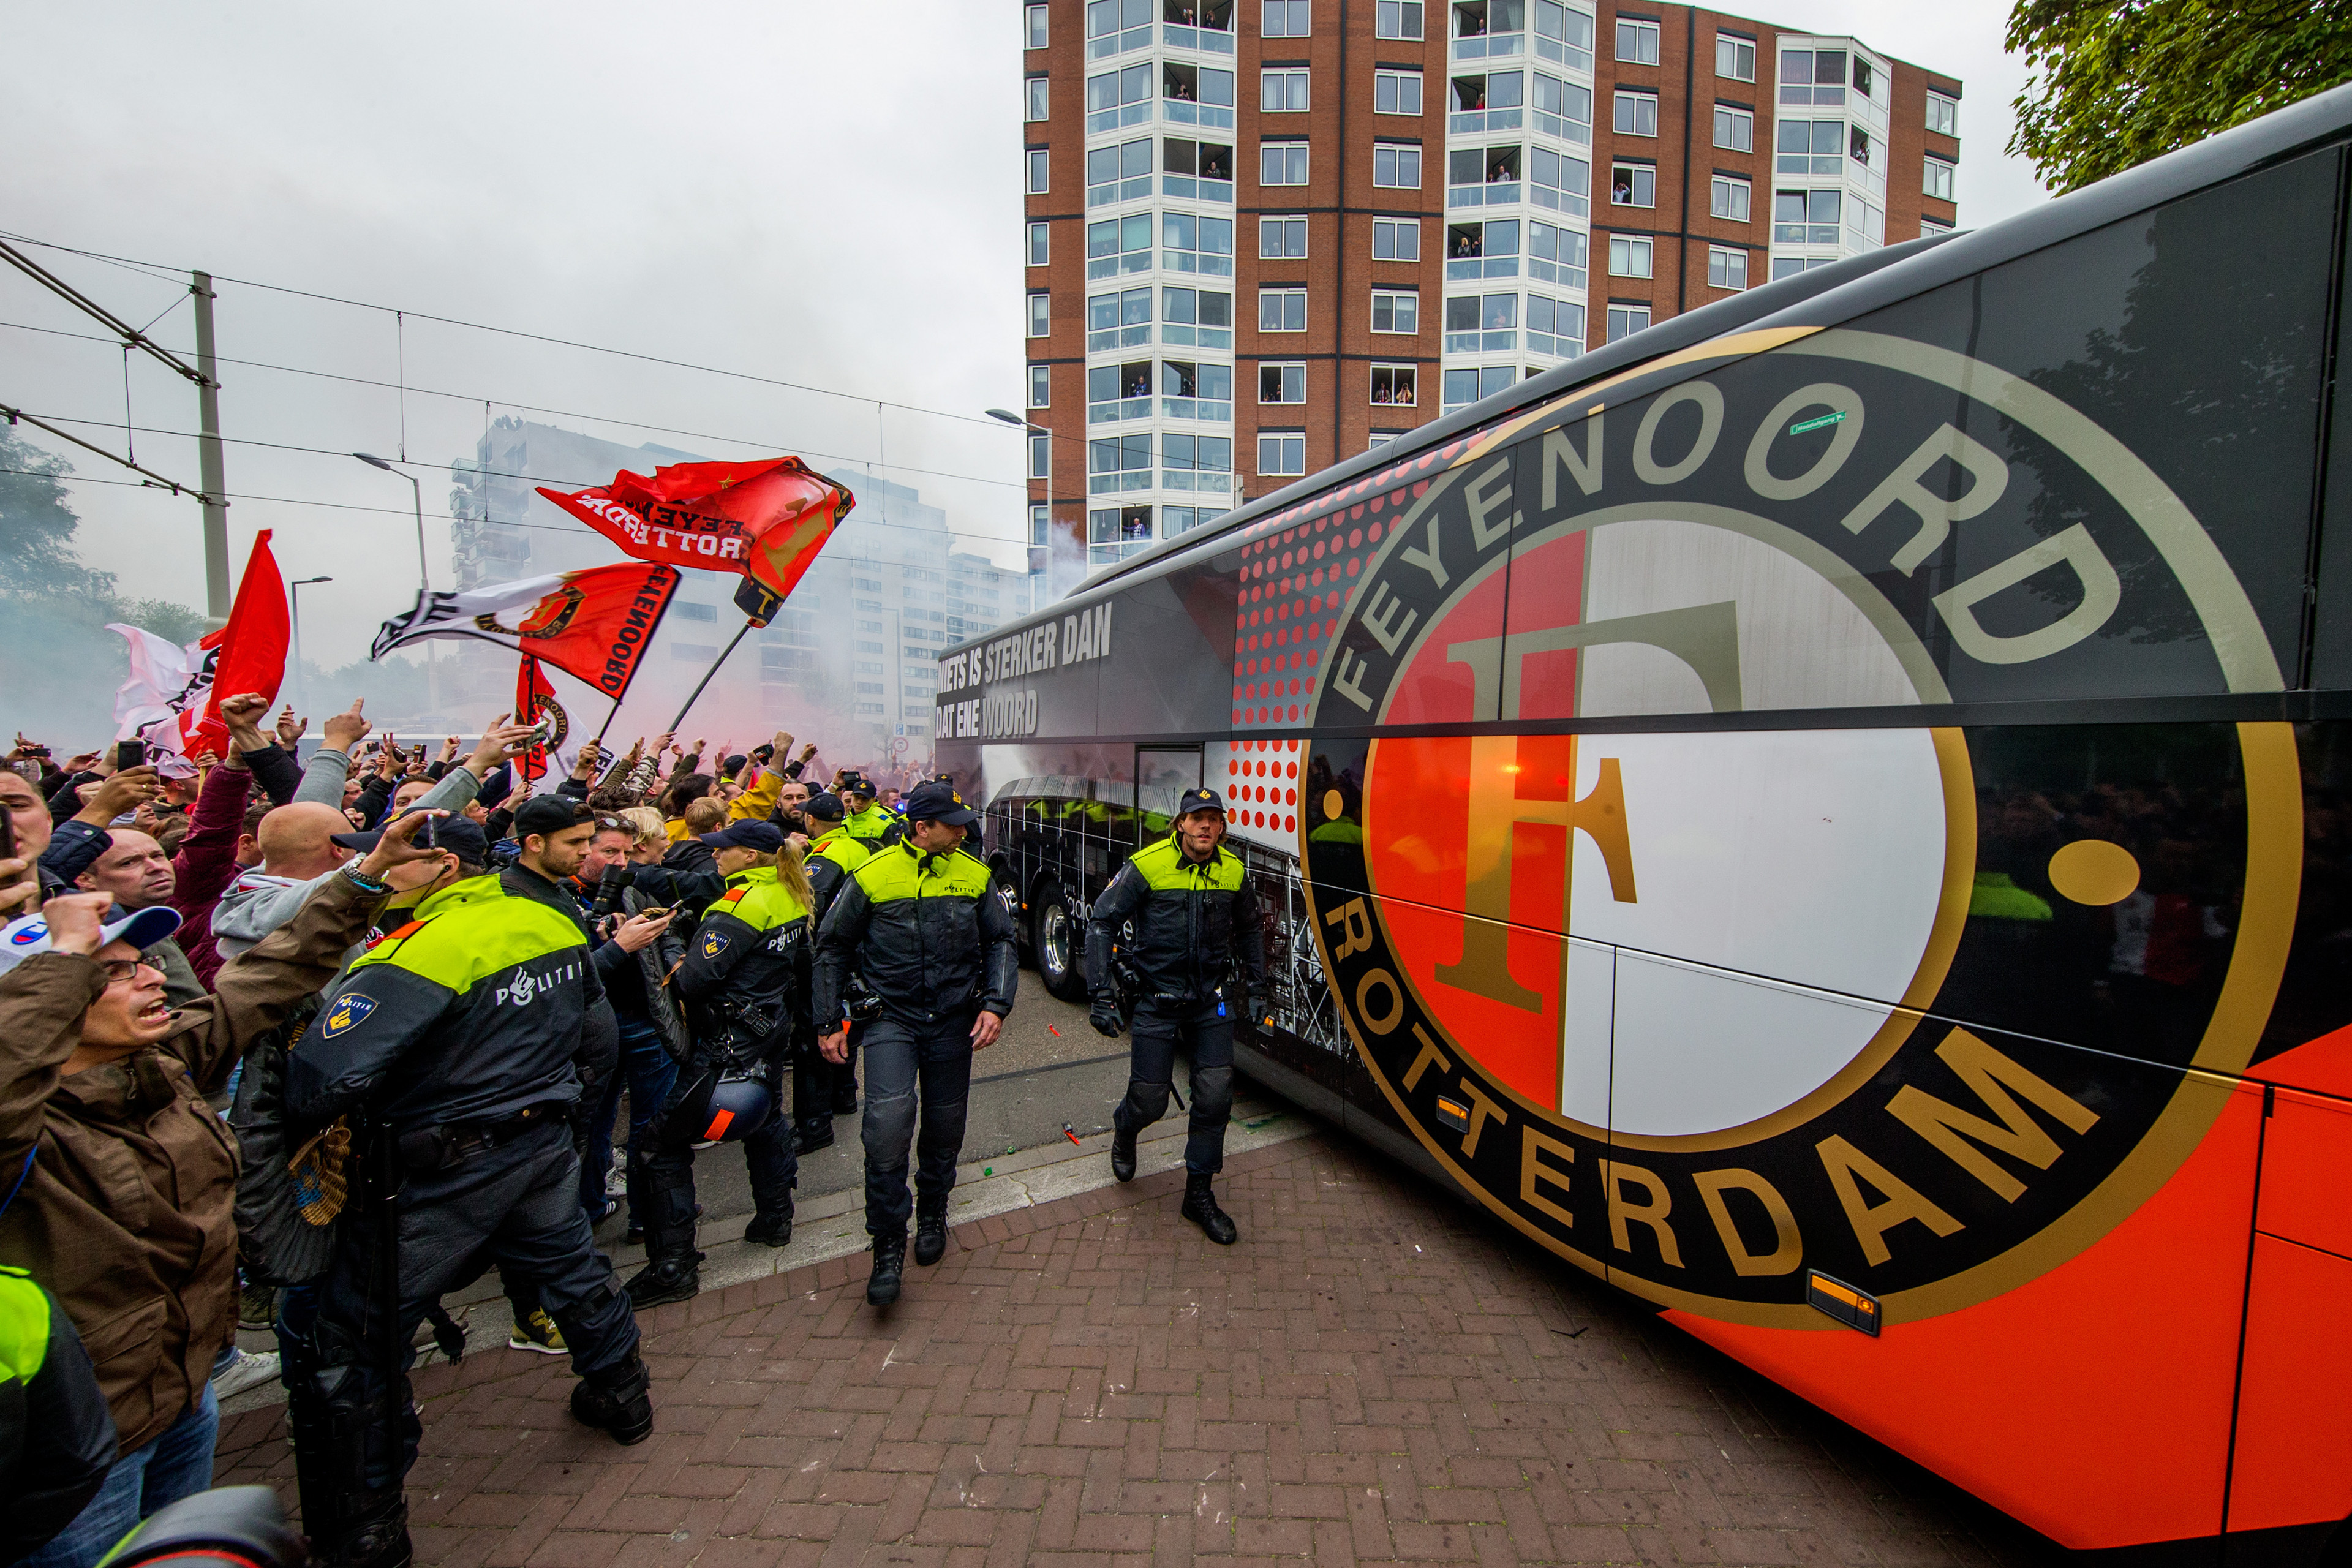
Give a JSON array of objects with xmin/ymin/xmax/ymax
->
[{"xmin": 0, "ymin": 815, "xmax": 433, "ymax": 1568}]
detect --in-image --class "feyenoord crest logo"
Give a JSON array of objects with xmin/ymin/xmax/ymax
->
[
  {"xmin": 1300, "ymin": 330, "xmax": 2301, "ymax": 1329},
  {"xmin": 527, "ymin": 692, "xmax": 570, "ymax": 750}
]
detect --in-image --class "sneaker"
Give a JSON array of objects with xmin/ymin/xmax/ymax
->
[
  {"xmin": 508, "ymin": 1308, "xmax": 567, "ymax": 1355},
  {"xmin": 211, "ymin": 1348, "xmax": 282, "ymax": 1400},
  {"xmin": 605, "ymin": 1163, "xmax": 628, "ymax": 1199},
  {"xmin": 238, "ymin": 1283, "xmax": 277, "ymax": 1331}
]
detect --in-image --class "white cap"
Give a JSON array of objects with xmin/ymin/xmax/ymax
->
[{"xmin": 0, "ymin": 905, "xmax": 183, "ymax": 978}]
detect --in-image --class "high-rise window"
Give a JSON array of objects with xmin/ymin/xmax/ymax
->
[
  {"xmin": 1030, "ymin": 432, "xmax": 1051, "ymax": 478},
  {"xmin": 1258, "ymin": 433, "xmax": 1306, "ymax": 474},
  {"xmin": 1920, "ymin": 215, "xmax": 1953, "ymax": 236},
  {"xmin": 1375, "ymin": 0, "xmax": 1423, "ymax": 39},
  {"xmin": 1607, "ymin": 235, "xmax": 1653, "ymax": 277},
  {"xmin": 1258, "ymin": 288, "xmax": 1308, "ymax": 331},
  {"xmin": 1028, "ymin": 292, "xmax": 1052, "ymax": 337},
  {"xmin": 1615, "ymin": 17, "xmax": 1659, "ymax": 64},
  {"xmin": 1262, "ymin": 0, "xmax": 1311, "ymax": 36},
  {"xmin": 1375, "ymin": 70, "xmax": 1424, "ymax": 114},
  {"xmin": 1709, "ymin": 175, "xmax": 1751, "ymax": 221},
  {"xmin": 1027, "ymin": 147, "xmax": 1051, "ymax": 193},
  {"xmin": 1714, "ymin": 32, "xmax": 1755, "ymax": 80},
  {"xmin": 1026, "ymin": 3, "xmax": 1049, "ymax": 47},
  {"xmin": 1707, "ymin": 246, "xmax": 1747, "ymax": 290},
  {"xmin": 1373, "ymin": 217, "xmax": 1422, "ymax": 260},
  {"xmin": 1613, "ymin": 91, "xmax": 1658, "ymax": 137},
  {"xmin": 1258, "ymin": 363, "xmax": 1306, "ymax": 402},
  {"xmin": 1261, "ymin": 141, "xmax": 1310, "ymax": 185},
  {"xmin": 1926, "ymin": 91, "xmax": 1959, "ymax": 137},
  {"xmin": 1028, "ymin": 365, "xmax": 1051, "ymax": 407},
  {"xmin": 1370, "ymin": 290, "xmax": 1419, "ymax": 333},
  {"xmin": 1713, "ymin": 104, "xmax": 1753, "ymax": 152},
  {"xmin": 1261, "ymin": 69, "xmax": 1309, "ymax": 111},
  {"xmin": 1373, "ymin": 144, "xmax": 1423, "ymax": 188},
  {"xmin": 1027, "ymin": 76, "xmax": 1050, "ymax": 121},
  {"xmin": 1259, "ymin": 216, "xmax": 1308, "ymax": 258},
  {"xmin": 1924, "ymin": 156, "xmax": 1956, "ymax": 201},
  {"xmin": 1605, "ymin": 303, "xmax": 1651, "ymax": 341},
  {"xmin": 1611, "ymin": 164, "xmax": 1656, "ymax": 207},
  {"xmin": 1028, "ymin": 221, "xmax": 1051, "ymax": 265},
  {"xmin": 1029, "ymin": 503, "xmax": 1050, "ymax": 545},
  {"xmin": 1370, "ymin": 365, "xmax": 1417, "ymax": 405}
]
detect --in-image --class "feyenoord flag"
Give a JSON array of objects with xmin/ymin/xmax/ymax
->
[
  {"xmin": 513, "ymin": 655, "xmax": 566, "ymax": 782},
  {"xmin": 110, "ymin": 529, "xmax": 288, "ymax": 767},
  {"xmin": 537, "ymin": 456, "xmax": 851, "ymax": 603},
  {"xmin": 371, "ymin": 562, "xmax": 681, "ymax": 701}
]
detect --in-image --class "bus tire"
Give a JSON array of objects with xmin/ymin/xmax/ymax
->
[{"xmin": 1031, "ymin": 879, "xmax": 1088, "ymax": 1001}]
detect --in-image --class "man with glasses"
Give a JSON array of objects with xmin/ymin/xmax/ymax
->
[{"xmin": 0, "ymin": 817, "xmax": 438, "ymax": 1568}]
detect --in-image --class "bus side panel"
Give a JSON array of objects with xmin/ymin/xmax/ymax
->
[
  {"xmin": 2229, "ymin": 1235, "xmax": 2352, "ymax": 1538},
  {"xmin": 1664, "ymin": 1076, "xmax": 2263, "ymax": 1553}
]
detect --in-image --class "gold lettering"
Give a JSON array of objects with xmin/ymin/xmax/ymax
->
[
  {"xmin": 1324, "ymin": 897, "xmax": 1374, "ymax": 960},
  {"xmin": 1354, "ymin": 968, "xmax": 1405, "ymax": 1034},
  {"xmin": 1839, "ymin": 422, "xmax": 2010, "ymax": 575},
  {"xmin": 1632, "ymin": 382, "xmax": 1725, "ymax": 486},
  {"xmin": 1887, "ymin": 1028, "xmax": 2100, "ymax": 1202},
  {"xmin": 1458, "ymin": 1080, "xmax": 1509, "ymax": 1158},
  {"xmin": 1542, "ymin": 418, "xmax": 1602, "ymax": 507},
  {"xmin": 1521, "ymin": 1125, "xmax": 1575, "ymax": 1229},
  {"xmin": 1692, "ymin": 1168, "xmax": 1803, "ymax": 1276},
  {"xmin": 1816, "ymin": 1134, "xmax": 1964, "ymax": 1268},
  {"xmin": 1464, "ymin": 458, "xmax": 1515, "ymax": 548},
  {"xmin": 1401, "ymin": 1025, "xmax": 1453, "ymax": 1091},
  {"xmin": 1598, "ymin": 1160, "xmax": 1684, "ymax": 1268},
  {"xmin": 1362, "ymin": 582, "xmax": 1420, "ymax": 657},
  {"xmin": 1331, "ymin": 647, "xmax": 1377, "ymax": 711},
  {"xmin": 1398, "ymin": 513, "xmax": 1450, "ymax": 590}
]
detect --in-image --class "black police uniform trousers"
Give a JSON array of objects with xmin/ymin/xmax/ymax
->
[
  {"xmin": 298, "ymin": 1120, "xmax": 639, "ymax": 1496},
  {"xmin": 638, "ymin": 1049, "xmax": 797, "ymax": 1259},
  {"xmin": 1113, "ymin": 996, "xmax": 1237, "ymax": 1175},
  {"xmin": 860, "ymin": 1012, "xmax": 978, "ymax": 1238}
]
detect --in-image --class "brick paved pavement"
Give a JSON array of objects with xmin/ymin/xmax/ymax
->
[{"xmin": 217, "ymin": 1131, "xmax": 2054, "ymax": 1567}]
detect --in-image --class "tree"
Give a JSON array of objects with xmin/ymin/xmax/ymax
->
[
  {"xmin": 0, "ymin": 429, "xmax": 116, "ymax": 601},
  {"xmin": 2008, "ymin": 0, "xmax": 2352, "ymax": 192}
]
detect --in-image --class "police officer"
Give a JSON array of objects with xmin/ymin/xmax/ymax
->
[
  {"xmin": 285, "ymin": 797, "xmax": 648, "ymax": 1567},
  {"xmin": 625, "ymin": 820, "xmax": 813, "ymax": 1307},
  {"xmin": 836, "ymin": 771, "xmax": 903, "ymax": 851},
  {"xmin": 814, "ymin": 780, "xmax": 1016, "ymax": 1308},
  {"xmin": 791, "ymin": 793, "xmax": 870, "ymax": 1152},
  {"xmin": 1087, "ymin": 787, "xmax": 1266, "ymax": 1245}
]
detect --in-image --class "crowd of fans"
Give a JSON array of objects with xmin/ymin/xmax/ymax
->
[{"xmin": 0, "ymin": 694, "xmax": 914, "ymax": 1566}]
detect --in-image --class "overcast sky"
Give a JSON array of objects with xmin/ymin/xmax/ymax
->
[{"xmin": 2, "ymin": 1, "xmax": 2046, "ymax": 673}]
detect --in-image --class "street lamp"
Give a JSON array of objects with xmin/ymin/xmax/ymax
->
[
  {"xmin": 353, "ymin": 451, "xmax": 429, "ymax": 593},
  {"xmin": 986, "ymin": 407, "xmax": 1054, "ymax": 599},
  {"xmin": 288, "ymin": 576, "xmax": 331, "ymax": 727},
  {"xmin": 353, "ymin": 451, "xmax": 437, "ymax": 717}
]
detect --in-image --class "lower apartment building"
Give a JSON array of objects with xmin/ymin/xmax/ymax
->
[{"xmin": 1019, "ymin": 0, "xmax": 1960, "ymax": 586}]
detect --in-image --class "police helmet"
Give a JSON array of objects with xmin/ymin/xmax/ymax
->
[{"xmin": 673, "ymin": 1069, "xmax": 776, "ymax": 1144}]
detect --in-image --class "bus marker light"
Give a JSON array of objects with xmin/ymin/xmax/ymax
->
[
  {"xmin": 1806, "ymin": 1271, "xmax": 1882, "ymax": 1336},
  {"xmin": 1435, "ymin": 1096, "xmax": 1471, "ymax": 1134}
]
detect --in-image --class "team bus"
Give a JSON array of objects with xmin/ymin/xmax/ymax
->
[{"xmin": 937, "ymin": 86, "xmax": 2352, "ymax": 1561}]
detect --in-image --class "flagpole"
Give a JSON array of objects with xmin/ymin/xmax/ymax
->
[
  {"xmin": 666, "ymin": 620, "xmax": 755, "ymax": 733},
  {"xmin": 592, "ymin": 696, "xmax": 624, "ymax": 748}
]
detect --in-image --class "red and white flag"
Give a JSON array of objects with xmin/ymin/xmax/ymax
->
[
  {"xmin": 537, "ymin": 457, "xmax": 851, "ymax": 604},
  {"xmin": 371, "ymin": 562, "xmax": 680, "ymax": 701},
  {"xmin": 110, "ymin": 530, "xmax": 288, "ymax": 766}
]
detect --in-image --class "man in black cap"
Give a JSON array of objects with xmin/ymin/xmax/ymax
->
[
  {"xmin": 791, "ymin": 793, "xmax": 870, "ymax": 1152},
  {"xmin": 1086, "ymin": 786, "xmax": 1265, "ymax": 1244},
  {"xmin": 814, "ymin": 780, "xmax": 1017, "ymax": 1307},
  {"xmin": 835, "ymin": 771, "xmax": 902, "ymax": 853},
  {"xmin": 624, "ymin": 820, "xmax": 813, "ymax": 1307}
]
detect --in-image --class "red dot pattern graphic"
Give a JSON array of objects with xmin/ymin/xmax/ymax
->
[
  {"xmin": 1228, "ymin": 437, "xmax": 1472, "ymax": 736},
  {"xmin": 1224, "ymin": 738, "xmax": 1303, "ymax": 835}
]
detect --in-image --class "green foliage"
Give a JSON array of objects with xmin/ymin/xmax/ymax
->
[{"xmin": 2008, "ymin": 0, "xmax": 2352, "ymax": 192}]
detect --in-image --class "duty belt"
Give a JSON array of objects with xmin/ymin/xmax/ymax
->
[{"xmin": 397, "ymin": 1099, "xmax": 570, "ymax": 1174}]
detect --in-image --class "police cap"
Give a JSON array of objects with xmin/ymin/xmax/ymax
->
[
  {"xmin": 703, "ymin": 820, "xmax": 786, "ymax": 853},
  {"xmin": 802, "ymin": 791, "xmax": 846, "ymax": 823},
  {"xmin": 1176, "ymin": 788, "xmax": 1227, "ymax": 818},
  {"xmin": 902, "ymin": 779, "xmax": 976, "ymax": 827}
]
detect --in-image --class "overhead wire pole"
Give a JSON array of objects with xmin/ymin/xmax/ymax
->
[{"xmin": 191, "ymin": 272, "xmax": 232, "ymax": 618}]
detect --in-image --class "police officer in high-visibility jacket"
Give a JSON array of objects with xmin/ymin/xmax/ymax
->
[
  {"xmin": 285, "ymin": 796, "xmax": 647, "ymax": 1565},
  {"xmin": 835, "ymin": 771, "xmax": 903, "ymax": 852},
  {"xmin": 815, "ymin": 780, "xmax": 1016, "ymax": 1308},
  {"xmin": 791, "ymin": 794, "xmax": 870, "ymax": 1153},
  {"xmin": 1087, "ymin": 788, "xmax": 1267, "ymax": 1245},
  {"xmin": 625, "ymin": 820, "xmax": 813, "ymax": 1308}
]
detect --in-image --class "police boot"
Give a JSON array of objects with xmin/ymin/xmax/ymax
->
[
  {"xmin": 328, "ymin": 1488, "xmax": 413, "ymax": 1568},
  {"xmin": 1180, "ymin": 1172, "xmax": 1238, "ymax": 1246},
  {"xmin": 1110, "ymin": 1125, "xmax": 1137, "ymax": 1183},
  {"xmin": 867, "ymin": 1232, "xmax": 907, "ymax": 1306},
  {"xmin": 746, "ymin": 1200, "xmax": 794, "ymax": 1248},
  {"xmin": 570, "ymin": 1349, "xmax": 655, "ymax": 1446},
  {"xmin": 794, "ymin": 1118, "xmax": 835, "ymax": 1155},
  {"xmin": 914, "ymin": 1203, "xmax": 948, "ymax": 1267},
  {"xmin": 624, "ymin": 1206, "xmax": 703, "ymax": 1308}
]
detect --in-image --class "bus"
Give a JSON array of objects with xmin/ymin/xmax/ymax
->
[{"xmin": 937, "ymin": 85, "xmax": 2352, "ymax": 1562}]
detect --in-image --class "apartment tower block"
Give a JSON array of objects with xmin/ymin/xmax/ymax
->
[{"xmin": 1021, "ymin": 0, "xmax": 1961, "ymax": 577}]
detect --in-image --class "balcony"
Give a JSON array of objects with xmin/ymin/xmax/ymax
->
[
  {"xmin": 1159, "ymin": 397, "xmax": 1234, "ymax": 422},
  {"xmin": 1449, "ymin": 182, "xmax": 1520, "ymax": 209},
  {"xmin": 1452, "ymin": 30, "xmax": 1523, "ymax": 60},
  {"xmin": 1087, "ymin": 395, "xmax": 1155, "ymax": 424}
]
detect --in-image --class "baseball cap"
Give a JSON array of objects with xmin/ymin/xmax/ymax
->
[
  {"xmin": 1176, "ymin": 788, "xmax": 1227, "ymax": 817},
  {"xmin": 333, "ymin": 809, "xmax": 491, "ymax": 867},
  {"xmin": 902, "ymin": 779, "xmax": 976, "ymax": 827},
  {"xmin": 513, "ymin": 796, "xmax": 594, "ymax": 841},
  {"xmin": 802, "ymin": 792, "xmax": 846, "ymax": 823},
  {"xmin": 703, "ymin": 820, "xmax": 786, "ymax": 853},
  {"xmin": 1, "ymin": 903, "xmax": 183, "ymax": 978}
]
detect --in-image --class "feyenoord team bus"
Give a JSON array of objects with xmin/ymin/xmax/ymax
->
[{"xmin": 936, "ymin": 88, "xmax": 2352, "ymax": 1560}]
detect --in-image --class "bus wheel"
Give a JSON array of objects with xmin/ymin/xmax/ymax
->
[{"xmin": 1032, "ymin": 880, "xmax": 1088, "ymax": 1001}]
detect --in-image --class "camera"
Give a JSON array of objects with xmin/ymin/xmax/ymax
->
[{"xmin": 589, "ymin": 864, "xmax": 635, "ymax": 924}]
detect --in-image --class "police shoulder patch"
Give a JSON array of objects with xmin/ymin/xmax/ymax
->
[
  {"xmin": 322, "ymin": 992, "xmax": 377, "ymax": 1038},
  {"xmin": 701, "ymin": 930, "xmax": 731, "ymax": 959}
]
